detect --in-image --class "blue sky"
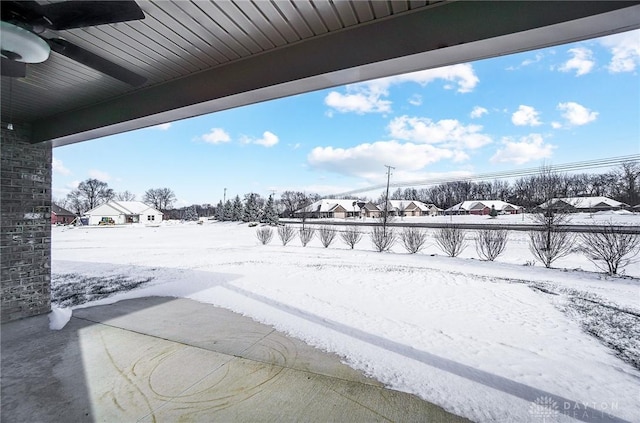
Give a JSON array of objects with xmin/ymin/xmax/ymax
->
[{"xmin": 53, "ymin": 30, "xmax": 640, "ymax": 207}]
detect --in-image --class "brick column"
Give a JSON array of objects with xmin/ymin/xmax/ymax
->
[{"xmin": 1, "ymin": 125, "xmax": 52, "ymax": 323}]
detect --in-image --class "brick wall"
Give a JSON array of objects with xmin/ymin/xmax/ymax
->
[{"xmin": 1, "ymin": 125, "xmax": 52, "ymax": 323}]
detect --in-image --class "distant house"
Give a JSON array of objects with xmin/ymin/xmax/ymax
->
[
  {"xmin": 538, "ymin": 196, "xmax": 629, "ymax": 213},
  {"xmin": 633, "ymin": 204, "xmax": 640, "ymax": 213},
  {"xmin": 293, "ymin": 199, "xmax": 379, "ymax": 219},
  {"xmin": 84, "ymin": 201, "xmax": 163, "ymax": 225},
  {"xmin": 379, "ymin": 200, "xmax": 442, "ymax": 217},
  {"xmin": 51, "ymin": 204, "xmax": 76, "ymax": 225},
  {"xmin": 445, "ymin": 200, "xmax": 523, "ymax": 215}
]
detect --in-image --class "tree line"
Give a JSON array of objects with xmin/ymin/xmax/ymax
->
[
  {"xmin": 54, "ymin": 161, "xmax": 638, "ymax": 220},
  {"xmin": 383, "ymin": 161, "xmax": 639, "ymax": 209}
]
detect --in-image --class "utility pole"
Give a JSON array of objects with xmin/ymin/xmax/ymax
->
[
  {"xmin": 383, "ymin": 164, "xmax": 395, "ymax": 236},
  {"xmin": 223, "ymin": 188, "xmax": 227, "ymax": 203}
]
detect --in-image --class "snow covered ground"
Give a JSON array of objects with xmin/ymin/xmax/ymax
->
[{"xmin": 52, "ymin": 218, "xmax": 640, "ymax": 423}]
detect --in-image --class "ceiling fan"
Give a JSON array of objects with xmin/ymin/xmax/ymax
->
[{"xmin": 1, "ymin": 1, "xmax": 147, "ymax": 86}]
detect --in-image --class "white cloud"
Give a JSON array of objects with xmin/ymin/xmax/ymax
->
[
  {"xmin": 559, "ymin": 47, "xmax": 595, "ymax": 76},
  {"xmin": 201, "ymin": 128, "xmax": 231, "ymax": 144},
  {"xmin": 470, "ymin": 106, "xmax": 488, "ymax": 119},
  {"xmin": 551, "ymin": 121, "xmax": 562, "ymax": 129},
  {"xmin": 324, "ymin": 64, "xmax": 478, "ymax": 114},
  {"xmin": 88, "ymin": 169, "xmax": 111, "ymax": 182},
  {"xmin": 491, "ymin": 134, "xmax": 555, "ymax": 165},
  {"xmin": 511, "ymin": 105, "xmax": 542, "ymax": 126},
  {"xmin": 387, "ymin": 116, "xmax": 492, "ymax": 149},
  {"xmin": 253, "ymin": 131, "xmax": 279, "ymax": 147},
  {"xmin": 308, "ymin": 140, "xmax": 462, "ymax": 181},
  {"xmin": 408, "ymin": 94, "xmax": 422, "ymax": 106},
  {"xmin": 507, "ymin": 53, "xmax": 544, "ymax": 70},
  {"xmin": 557, "ymin": 102, "xmax": 598, "ymax": 126},
  {"xmin": 52, "ymin": 157, "xmax": 71, "ymax": 175},
  {"xmin": 324, "ymin": 90, "xmax": 391, "ymax": 114},
  {"xmin": 599, "ymin": 29, "xmax": 640, "ymax": 73},
  {"xmin": 153, "ymin": 123, "xmax": 172, "ymax": 130}
]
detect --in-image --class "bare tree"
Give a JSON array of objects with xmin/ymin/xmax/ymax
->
[
  {"xmin": 277, "ymin": 225, "xmax": 296, "ymax": 246},
  {"xmin": 578, "ymin": 223, "xmax": 640, "ymax": 275},
  {"xmin": 475, "ymin": 228, "xmax": 509, "ymax": 261},
  {"xmin": 143, "ymin": 188, "xmax": 176, "ymax": 212},
  {"xmin": 66, "ymin": 178, "xmax": 114, "ymax": 214},
  {"xmin": 529, "ymin": 228, "xmax": 574, "ymax": 268},
  {"xmin": 256, "ymin": 227, "xmax": 273, "ymax": 245},
  {"xmin": 371, "ymin": 226, "xmax": 396, "ymax": 252},
  {"xmin": 434, "ymin": 225, "xmax": 467, "ymax": 257},
  {"xmin": 528, "ymin": 166, "xmax": 574, "ymax": 268},
  {"xmin": 299, "ymin": 227, "xmax": 315, "ymax": 247},
  {"xmin": 318, "ymin": 225, "xmax": 337, "ymax": 248},
  {"xmin": 115, "ymin": 190, "xmax": 136, "ymax": 201},
  {"xmin": 400, "ymin": 227, "xmax": 428, "ymax": 254},
  {"xmin": 340, "ymin": 226, "xmax": 363, "ymax": 249}
]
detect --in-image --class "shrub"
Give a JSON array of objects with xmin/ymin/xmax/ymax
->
[
  {"xmin": 340, "ymin": 226, "xmax": 363, "ymax": 249},
  {"xmin": 277, "ymin": 225, "xmax": 296, "ymax": 246},
  {"xmin": 371, "ymin": 226, "xmax": 396, "ymax": 252},
  {"xmin": 400, "ymin": 227, "xmax": 428, "ymax": 254},
  {"xmin": 299, "ymin": 227, "xmax": 315, "ymax": 247},
  {"xmin": 577, "ymin": 223, "xmax": 640, "ymax": 275},
  {"xmin": 475, "ymin": 228, "xmax": 509, "ymax": 261},
  {"xmin": 318, "ymin": 225, "xmax": 337, "ymax": 248},
  {"xmin": 256, "ymin": 227, "xmax": 273, "ymax": 245},
  {"xmin": 528, "ymin": 228, "xmax": 573, "ymax": 268},
  {"xmin": 434, "ymin": 225, "xmax": 467, "ymax": 257}
]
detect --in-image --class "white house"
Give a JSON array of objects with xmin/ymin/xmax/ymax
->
[
  {"xmin": 380, "ymin": 200, "xmax": 442, "ymax": 217},
  {"xmin": 84, "ymin": 201, "xmax": 163, "ymax": 225},
  {"xmin": 293, "ymin": 199, "xmax": 379, "ymax": 219},
  {"xmin": 445, "ymin": 200, "xmax": 523, "ymax": 215},
  {"xmin": 539, "ymin": 196, "xmax": 629, "ymax": 213}
]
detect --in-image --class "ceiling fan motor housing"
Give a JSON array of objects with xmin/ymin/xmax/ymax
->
[{"xmin": 0, "ymin": 21, "xmax": 50, "ymax": 63}]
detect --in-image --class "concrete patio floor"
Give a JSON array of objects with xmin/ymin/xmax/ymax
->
[{"xmin": 1, "ymin": 297, "xmax": 468, "ymax": 422}]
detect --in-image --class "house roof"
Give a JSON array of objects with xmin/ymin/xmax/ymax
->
[
  {"xmin": 51, "ymin": 204, "xmax": 76, "ymax": 216},
  {"xmin": 541, "ymin": 196, "xmax": 629, "ymax": 209},
  {"xmin": 380, "ymin": 200, "xmax": 441, "ymax": 212},
  {"xmin": 296, "ymin": 199, "xmax": 376, "ymax": 214},
  {"xmin": 446, "ymin": 200, "xmax": 522, "ymax": 212},
  {"xmin": 85, "ymin": 201, "xmax": 162, "ymax": 216}
]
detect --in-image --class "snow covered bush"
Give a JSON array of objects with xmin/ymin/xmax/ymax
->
[
  {"xmin": 475, "ymin": 228, "xmax": 509, "ymax": 261},
  {"xmin": 277, "ymin": 225, "xmax": 296, "ymax": 246},
  {"xmin": 434, "ymin": 225, "xmax": 467, "ymax": 257},
  {"xmin": 318, "ymin": 225, "xmax": 337, "ymax": 248},
  {"xmin": 400, "ymin": 227, "xmax": 427, "ymax": 254},
  {"xmin": 577, "ymin": 223, "xmax": 640, "ymax": 275},
  {"xmin": 370, "ymin": 226, "xmax": 396, "ymax": 252},
  {"xmin": 255, "ymin": 226, "xmax": 273, "ymax": 245},
  {"xmin": 340, "ymin": 226, "xmax": 363, "ymax": 249},
  {"xmin": 299, "ymin": 227, "xmax": 315, "ymax": 247}
]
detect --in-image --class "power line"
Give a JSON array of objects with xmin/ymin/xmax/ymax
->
[{"xmin": 329, "ymin": 154, "xmax": 640, "ymax": 198}]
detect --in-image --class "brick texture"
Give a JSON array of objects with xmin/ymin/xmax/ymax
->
[{"xmin": 1, "ymin": 125, "xmax": 52, "ymax": 323}]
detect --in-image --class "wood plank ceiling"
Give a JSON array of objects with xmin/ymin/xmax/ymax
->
[{"xmin": 1, "ymin": 1, "xmax": 435, "ymax": 124}]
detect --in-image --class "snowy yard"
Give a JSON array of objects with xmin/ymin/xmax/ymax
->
[{"xmin": 52, "ymin": 218, "xmax": 640, "ymax": 423}]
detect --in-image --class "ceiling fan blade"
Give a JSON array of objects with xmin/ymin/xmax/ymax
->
[
  {"xmin": 41, "ymin": 1, "xmax": 145, "ymax": 30},
  {"xmin": 1, "ymin": 58, "xmax": 27, "ymax": 77},
  {"xmin": 1, "ymin": 1, "xmax": 47, "ymax": 26},
  {"xmin": 47, "ymin": 38, "xmax": 146, "ymax": 87}
]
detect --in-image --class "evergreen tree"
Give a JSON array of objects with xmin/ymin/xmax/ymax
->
[
  {"xmin": 223, "ymin": 200, "xmax": 233, "ymax": 221},
  {"xmin": 262, "ymin": 195, "xmax": 279, "ymax": 225},
  {"xmin": 183, "ymin": 205, "xmax": 198, "ymax": 221},
  {"xmin": 243, "ymin": 193, "xmax": 262, "ymax": 222},
  {"xmin": 232, "ymin": 195, "xmax": 243, "ymax": 221},
  {"xmin": 215, "ymin": 200, "xmax": 224, "ymax": 221}
]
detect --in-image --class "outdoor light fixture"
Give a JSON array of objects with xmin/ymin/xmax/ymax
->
[{"xmin": 0, "ymin": 21, "xmax": 50, "ymax": 63}]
